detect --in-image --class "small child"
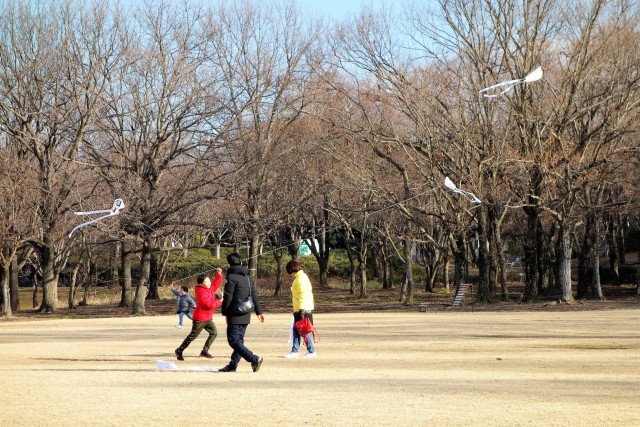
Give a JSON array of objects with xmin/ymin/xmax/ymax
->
[{"xmin": 170, "ymin": 284, "xmax": 196, "ymax": 329}]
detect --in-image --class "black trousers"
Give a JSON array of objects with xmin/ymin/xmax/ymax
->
[{"xmin": 226, "ymin": 323, "xmax": 258, "ymax": 367}]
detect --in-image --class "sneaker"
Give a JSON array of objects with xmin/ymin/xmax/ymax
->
[
  {"xmin": 175, "ymin": 348, "xmax": 184, "ymax": 361},
  {"xmin": 200, "ymin": 350, "xmax": 213, "ymax": 359},
  {"xmin": 282, "ymin": 352, "xmax": 299, "ymax": 358},
  {"xmin": 218, "ymin": 364, "xmax": 236, "ymax": 372},
  {"xmin": 303, "ymin": 352, "xmax": 317, "ymax": 358},
  {"xmin": 175, "ymin": 324, "xmax": 182, "ymax": 329},
  {"xmin": 251, "ymin": 357, "xmax": 263, "ymax": 372}
]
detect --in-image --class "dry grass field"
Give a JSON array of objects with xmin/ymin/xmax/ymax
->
[{"xmin": 1, "ymin": 309, "xmax": 640, "ymax": 426}]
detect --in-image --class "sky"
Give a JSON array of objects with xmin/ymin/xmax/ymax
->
[
  {"xmin": 298, "ymin": 0, "xmax": 387, "ymax": 21},
  {"xmin": 121, "ymin": 0, "xmax": 392, "ymax": 21}
]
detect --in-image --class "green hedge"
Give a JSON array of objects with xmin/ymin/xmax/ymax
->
[{"xmin": 161, "ymin": 247, "xmax": 425, "ymax": 282}]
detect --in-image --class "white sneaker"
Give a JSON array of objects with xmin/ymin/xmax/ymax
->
[
  {"xmin": 175, "ymin": 324, "xmax": 182, "ymax": 329},
  {"xmin": 282, "ymin": 352, "xmax": 299, "ymax": 358},
  {"xmin": 303, "ymin": 352, "xmax": 317, "ymax": 358}
]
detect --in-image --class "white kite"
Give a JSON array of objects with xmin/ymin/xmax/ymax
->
[
  {"xmin": 68, "ymin": 198, "xmax": 125, "ymax": 237},
  {"xmin": 270, "ymin": 318, "xmax": 295, "ymax": 346},
  {"xmin": 444, "ymin": 177, "xmax": 481, "ymax": 204},
  {"xmin": 479, "ymin": 66, "xmax": 543, "ymax": 98},
  {"xmin": 155, "ymin": 360, "xmax": 222, "ymax": 372}
]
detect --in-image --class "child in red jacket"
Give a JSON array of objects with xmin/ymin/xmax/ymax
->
[{"xmin": 175, "ymin": 268, "xmax": 223, "ymax": 360}]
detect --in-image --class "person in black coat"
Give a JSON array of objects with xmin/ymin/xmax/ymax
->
[{"xmin": 218, "ymin": 252, "xmax": 265, "ymax": 372}]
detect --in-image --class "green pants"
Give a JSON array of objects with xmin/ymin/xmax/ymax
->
[{"xmin": 178, "ymin": 319, "xmax": 218, "ymax": 352}]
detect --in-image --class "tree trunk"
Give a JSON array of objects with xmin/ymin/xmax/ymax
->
[
  {"xmin": 132, "ymin": 238, "xmax": 151, "ymax": 315},
  {"xmin": 476, "ymin": 207, "xmax": 493, "ymax": 302},
  {"xmin": 590, "ymin": 217, "xmax": 604, "ymax": 300},
  {"xmin": 522, "ymin": 209, "xmax": 539, "ymax": 302},
  {"xmin": 577, "ymin": 214, "xmax": 594, "ymax": 299},
  {"xmin": 617, "ymin": 215, "xmax": 626, "ymax": 265},
  {"xmin": 0, "ymin": 265, "xmax": 4, "ymax": 311},
  {"xmin": 443, "ymin": 256, "xmax": 450, "ymax": 292},
  {"xmin": 32, "ymin": 270, "xmax": 39, "ymax": 308},
  {"xmin": 535, "ymin": 218, "xmax": 549, "ymax": 295},
  {"xmin": 381, "ymin": 240, "xmax": 391, "ymax": 289},
  {"xmin": 426, "ymin": 263, "xmax": 439, "ymax": 293},
  {"xmin": 558, "ymin": 225, "xmax": 574, "ymax": 303},
  {"xmin": 382, "ymin": 254, "xmax": 390, "ymax": 289},
  {"xmin": 287, "ymin": 227, "xmax": 300, "ymax": 260},
  {"xmin": 68, "ymin": 261, "xmax": 81, "ymax": 310},
  {"xmin": 358, "ymin": 247, "xmax": 367, "ymax": 299},
  {"xmin": 539, "ymin": 222, "xmax": 558, "ymax": 296},
  {"xmin": 273, "ymin": 248, "xmax": 283, "ymax": 297},
  {"xmin": 607, "ymin": 215, "xmax": 620, "ymax": 285},
  {"xmin": 10, "ymin": 256, "xmax": 20, "ymax": 312},
  {"xmin": 452, "ymin": 235, "xmax": 465, "ymax": 288},
  {"xmin": 488, "ymin": 205, "xmax": 509, "ymax": 301},
  {"xmin": 422, "ymin": 244, "xmax": 438, "ymax": 293},
  {"xmin": 110, "ymin": 241, "xmax": 119, "ymax": 283},
  {"xmin": 577, "ymin": 244, "xmax": 588, "ymax": 299},
  {"xmin": 307, "ymin": 208, "xmax": 331, "ymax": 289},
  {"xmin": 248, "ymin": 229, "xmax": 260, "ymax": 287},
  {"xmin": 345, "ymin": 241, "xmax": 356, "ymax": 295},
  {"xmin": 1, "ymin": 262, "xmax": 12, "ymax": 317},
  {"xmin": 403, "ymin": 233, "xmax": 414, "ymax": 305},
  {"xmin": 119, "ymin": 240, "xmax": 132, "ymax": 307},
  {"xmin": 147, "ymin": 252, "xmax": 159, "ymax": 300},
  {"xmin": 495, "ymin": 235, "xmax": 509, "ymax": 301},
  {"xmin": 39, "ymin": 235, "xmax": 58, "ymax": 313},
  {"xmin": 80, "ymin": 257, "xmax": 93, "ymax": 307},
  {"xmin": 373, "ymin": 243, "xmax": 382, "ymax": 281},
  {"xmin": 307, "ymin": 232, "xmax": 330, "ymax": 289}
]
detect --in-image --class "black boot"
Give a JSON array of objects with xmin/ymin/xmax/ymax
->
[
  {"xmin": 218, "ymin": 364, "xmax": 236, "ymax": 372},
  {"xmin": 251, "ymin": 357, "xmax": 263, "ymax": 372}
]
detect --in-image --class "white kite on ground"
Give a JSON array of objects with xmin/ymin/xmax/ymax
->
[
  {"xmin": 156, "ymin": 360, "xmax": 222, "ymax": 372},
  {"xmin": 444, "ymin": 177, "xmax": 481, "ymax": 204},
  {"xmin": 479, "ymin": 66, "xmax": 543, "ymax": 98},
  {"xmin": 68, "ymin": 198, "xmax": 125, "ymax": 237}
]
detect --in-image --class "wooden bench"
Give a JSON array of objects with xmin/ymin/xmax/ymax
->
[
  {"xmin": 418, "ymin": 283, "xmax": 472, "ymax": 312},
  {"xmin": 451, "ymin": 283, "xmax": 472, "ymax": 307}
]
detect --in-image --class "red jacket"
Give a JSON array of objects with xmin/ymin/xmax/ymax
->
[{"xmin": 192, "ymin": 272, "xmax": 223, "ymax": 322}]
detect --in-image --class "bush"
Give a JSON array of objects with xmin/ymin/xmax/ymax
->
[{"xmin": 163, "ymin": 248, "xmax": 226, "ymax": 283}]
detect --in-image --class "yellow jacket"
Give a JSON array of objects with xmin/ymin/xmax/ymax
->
[{"xmin": 291, "ymin": 270, "xmax": 314, "ymax": 311}]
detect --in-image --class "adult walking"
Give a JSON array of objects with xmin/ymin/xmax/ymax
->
[
  {"xmin": 218, "ymin": 252, "xmax": 264, "ymax": 373},
  {"xmin": 174, "ymin": 269, "xmax": 223, "ymax": 361},
  {"xmin": 282, "ymin": 259, "xmax": 316, "ymax": 358}
]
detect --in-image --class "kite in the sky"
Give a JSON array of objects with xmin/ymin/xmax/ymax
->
[
  {"xmin": 479, "ymin": 66, "xmax": 543, "ymax": 98},
  {"xmin": 68, "ymin": 198, "xmax": 125, "ymax": 237},
  {"xmin": 444, "ymin": 177, "xmax": 481, "ymax": 204}
]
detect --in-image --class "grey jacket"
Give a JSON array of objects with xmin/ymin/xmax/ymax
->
[{"xmin": 171, "ymin": 288, "xmax": 196, "ymax": 314}]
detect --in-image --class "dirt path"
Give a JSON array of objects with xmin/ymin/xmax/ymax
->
[{"xmin": 1, "ymin": 310, "xmax": 639, "ymax": 426}]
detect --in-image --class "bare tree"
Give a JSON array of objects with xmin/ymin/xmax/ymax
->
[
  {"xmin": 0, "ymin": 142, "xmax": 38, "ymax": 316},
  {"xmin": 212, "ymin": 0, "xmax": 322, "ymax": 285},
  {"xmin": 0, "ymin": 1, "xmax": 125, "ymax": 312},
  {"xmin": 88, "ymin": 1, "xmax": 239, "ymax": 313}
]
